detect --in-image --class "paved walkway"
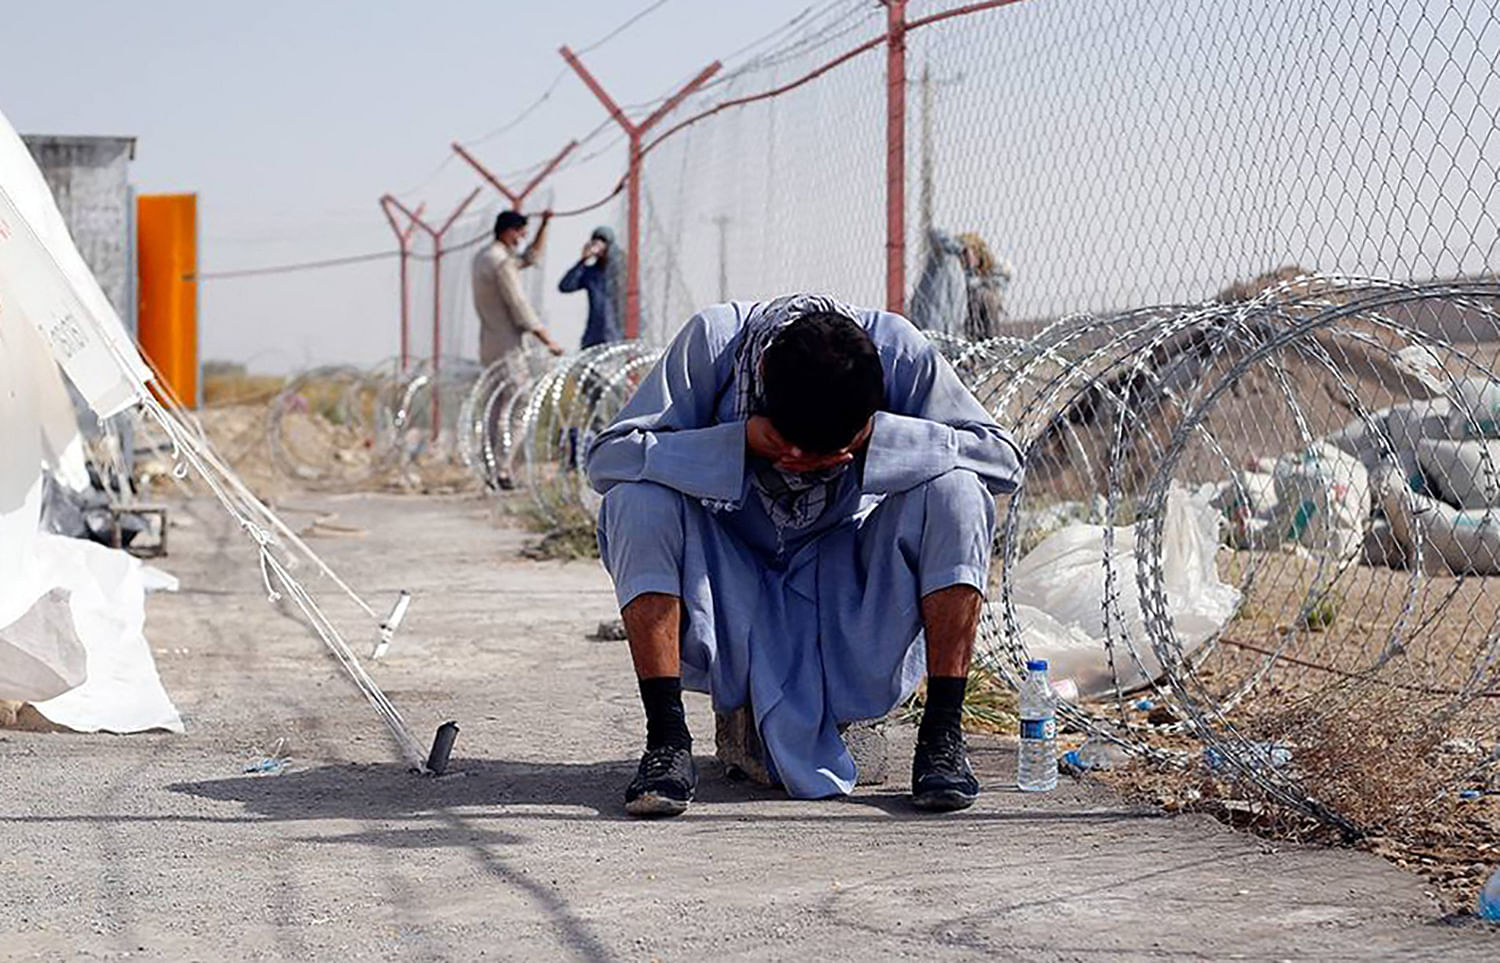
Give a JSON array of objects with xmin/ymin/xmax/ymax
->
[{"xmin": 1, "ymin": 494, "xmax": 1493, "ymax": 960}]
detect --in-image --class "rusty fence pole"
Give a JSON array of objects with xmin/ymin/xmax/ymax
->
[
  {"xmin": 885, "ymin": 0, "xmax": 908, "ymax": 316},
  {"xmin": 559, "ymin": 46, "xmax": 721, "ymax": 339},
  {"xmin": 379, "ymin": 197, "xmax": 425, "ymax": 372},
  {"xmin": 381, "ymin": 188, "xmax": 481, "ymax": 436},
  {"xmin": 451, "ymin": 140, "xmax": 580, "ymax": 212}
]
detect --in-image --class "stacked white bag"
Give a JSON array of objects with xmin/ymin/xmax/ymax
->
[
  {"xmin": 1319, "ymin": 378, "xmax": 1500, "ymax": 575},
  {"xmin": 1215, "ymin": 444, "xmax": 1369, "ymax": 562},
  {"xmin": 1375, "ymin": 378, "xmax": 1500, "ymax": 575}
]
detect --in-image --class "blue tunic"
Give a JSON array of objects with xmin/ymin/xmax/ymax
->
[
  {"xmin": 586, "ymin": 301, "xmax": 1024, "ymax": 796},
  {"xmin": 558, "ymin": 259, "xmax": 623, "ymax": 349}
]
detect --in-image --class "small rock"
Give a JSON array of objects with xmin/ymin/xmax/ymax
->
[{"xmin": 591, "ymin": 619, "xmax": 628, "ymax": 641}]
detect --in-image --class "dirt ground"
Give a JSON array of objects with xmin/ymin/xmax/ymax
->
[{"xmin": 2, "ymin": 492, "xmax": 1497, "ymax": 961}]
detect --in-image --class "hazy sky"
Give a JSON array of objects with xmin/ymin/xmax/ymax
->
[
  {"xmin": 8, "ymin": 1, "xmax": 1494, "ymax": 373},
  {"xmin": 0, "ymin": 0, "xmax": 815, "ymax": 371}
]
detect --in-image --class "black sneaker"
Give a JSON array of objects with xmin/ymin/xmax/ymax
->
[
  {"xmin": 911, "ymin": 728, "xmax": 979, "ymax": 812},
  {"xmin": 625, "ymin": 744, "xmax": 697, "ymax": 818}
]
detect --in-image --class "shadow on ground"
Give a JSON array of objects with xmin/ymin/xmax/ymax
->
[{"xmin": 167, "ymin": 753, "xmax": 1155, "ymax": 827}]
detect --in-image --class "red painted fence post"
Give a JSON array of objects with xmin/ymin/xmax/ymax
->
[
  {"xmin": 560, "ymin": 46, "xmax": 720, "ymax": 339},
  {"xmin": 379, "ymin": 197, "xmax": 425, "ymax": 372},
  {"xmin": 885, "ymin": 0, "xmax": 908, "ymax": 316}
]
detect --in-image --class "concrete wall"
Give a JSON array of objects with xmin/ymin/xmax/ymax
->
[{"xmin": 21, "ymin": 135, "xmax": 137, "ymax": 334}]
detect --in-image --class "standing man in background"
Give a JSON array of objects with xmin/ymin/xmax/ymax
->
[
  {"xmin": 472, "ymin": 209, "xmax": 566, "ymax": 369},
  {"xmin": 472, "ymin": 209, "xmax": 566, "ymax": 489},
  {"xmin": 558, "ymin": 225, "xmax": 625, "ymax": 350}
]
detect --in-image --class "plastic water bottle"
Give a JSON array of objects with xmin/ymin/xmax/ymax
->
[
  {"xmin": 1480, "ymin": 866, "xmax": 1500, "ymax": 921},
  {"xmin": 1017, "ymin": 659, "xmax": 1058, "ymax": 792}
]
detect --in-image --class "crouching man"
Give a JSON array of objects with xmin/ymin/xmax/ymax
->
[{"xmin": 585, "ymin": 294, "xmax": 1023, "ymax": 817}]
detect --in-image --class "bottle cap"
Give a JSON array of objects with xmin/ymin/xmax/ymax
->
[{"xmin": 1026, "ymin": 659, "xmax": 1048, "ymax": 672}]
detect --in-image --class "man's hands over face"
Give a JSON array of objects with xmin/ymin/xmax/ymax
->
[{"xmin": 745, "ymin": 414, "xmax": 874, "ymax": 474}]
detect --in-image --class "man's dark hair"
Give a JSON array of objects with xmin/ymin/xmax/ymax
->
[
  {"xmin": 494, "ymin": 210, "xmax": 527, "ymax": 239},
  {"xmin": 761, "ymin": 312, "xmax": 884, "ymax": 454}
]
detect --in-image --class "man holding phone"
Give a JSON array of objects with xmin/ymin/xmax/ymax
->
[{"xmin": 558, "ymin": 225, "xmax": 625, "ymax": 349}]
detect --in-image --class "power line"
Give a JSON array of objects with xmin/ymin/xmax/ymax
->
[
  {"xmin": 189, "ymin": 249, "xmax": 399, "ymax": 281},
  {"xmin": 576, "ymin": 0, "xmax": 673, "ymax": 55},
  {"xmin": 192, "ymin": 220, "xmax": 501, "ymax": 282},
  {"xmin": 203, "ymin": 1, "xmax": 876, "ymax": 282},
  {"xmin": 461, "ymin": 0, "xmax": 673, "ymax": 151}
]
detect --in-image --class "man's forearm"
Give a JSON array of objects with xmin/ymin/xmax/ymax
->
[
  {"xmin": 522, "ymin": 216, "xmax": 552, "ymax": 265},
  {"xmin": 587, "ymin": 422, "xmax": 747, "ymax": 503},
  {"xmin": 861, "ymin": 411, "xmax": 1023, "ymax": 495}
]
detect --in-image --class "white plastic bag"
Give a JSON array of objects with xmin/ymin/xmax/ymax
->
[
  {"xmin": 1002, "ymin": 488, "xmax": 1241, "ymax": 698},
  {"xmin": 0, "ymin": 589, "xmax": 86, "ymax": 702},
  {"xmin": 1385, "ymin": 398, "xmax": 1453, "ymax": 482},
  {"xmin": 22, "ymin": 535, "xmax": 184, "ymax": 733}
]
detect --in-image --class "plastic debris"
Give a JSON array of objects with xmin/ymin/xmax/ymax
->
[
  {"xmin": 1204, "ymin": 742, "xmax": 1292, "ymax": 774},
  {"xmin": 242, "ymin": 737, "xmax": 290, "ymax": 775},
  {"xmin": 1061, "ymin": 736, "xmax": 1131, "ymax": 772},
  {"xmin": 1480, "ymin": 867, "xmax": 1500, "ymax": 921}
]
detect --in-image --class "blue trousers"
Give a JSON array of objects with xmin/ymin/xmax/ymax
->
[{"xmin": 598, "ymin": 469, "xmax": 994, "ymax": 797}]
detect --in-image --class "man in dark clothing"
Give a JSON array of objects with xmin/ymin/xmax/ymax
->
[{"xmin": 558, "ymin": 225, "xmax": 625, "ymax": 349}]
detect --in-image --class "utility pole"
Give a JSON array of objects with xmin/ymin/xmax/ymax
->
[{"xmin": 712, "ymin": 214, "xmax": 730, "ymax": 302}]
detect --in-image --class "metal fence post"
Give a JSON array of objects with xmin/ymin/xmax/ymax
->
[
  {"xmin": 379, "ymin": 197, "xmax": 424, "ymax": 372},
  {"xmin": 381, "ymin": 189, "xmax": 480, "ymax": 435},
  {"xmin": 451, "ymin": 140, "xmax": 580, "ymax": 211},
  {"xmin": 885, "ymin": 0, "xmax": 908, "ymax": 316},
  {"xmin": 560, "ymin": 46, "xmax": 721, "ymax": 339}
]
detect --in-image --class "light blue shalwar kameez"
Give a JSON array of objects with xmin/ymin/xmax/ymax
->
[{"xmin": 586, "ymin": 301, "xmax": 1024, "ymax": 798}]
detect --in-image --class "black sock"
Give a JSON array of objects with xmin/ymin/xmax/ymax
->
[
  {"xmin": 638, "ymin": 676, "xmax": 692, "ymax": 750},
  {"xmin": 918, "ymin": 675, "xmax": 967, "ymax": 742}
]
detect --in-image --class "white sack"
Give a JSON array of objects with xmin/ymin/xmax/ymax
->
[
  {"xmin": 1449, "ymin": 378, "xmax": 1500, "ymax": 440},
  {"xmin": 1267, "ymin": 444, "xmax": 1369, "ymax": 562},
  {"xmin": 1391, "ymin": 345, "xmax": 1449, "ymax": 395},
  {"xmin": 1385, "ymin": 398, "xmax": 1454, "ymax": 482},
  {"xmin": 1219, "ymin": 444, "xmax": 1370, "ymax": 561},
  {"xmin": 1417, "ymin": 438, "xmax": 1500, "ymax": 510},
  {"xmin": 1325, "ymin": 405, "xmax": 1392, "ymax": 470},
  {"xmin": 1001, "ymin": 488, "xmax": 1241, "ymax": 698},
  {"xmin": 1379, "ymin": 464, "xmax": 1500, "ymax": 576}
]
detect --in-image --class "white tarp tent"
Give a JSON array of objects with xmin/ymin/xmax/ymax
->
[{"xmin": 0, "ymin": 105, "xmax": 181, "ymax": 733}]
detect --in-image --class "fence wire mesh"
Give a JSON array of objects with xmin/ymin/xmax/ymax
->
[{"xmin": 218, "ymin": 0, "xmax": 1500, "ymax": 902}]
